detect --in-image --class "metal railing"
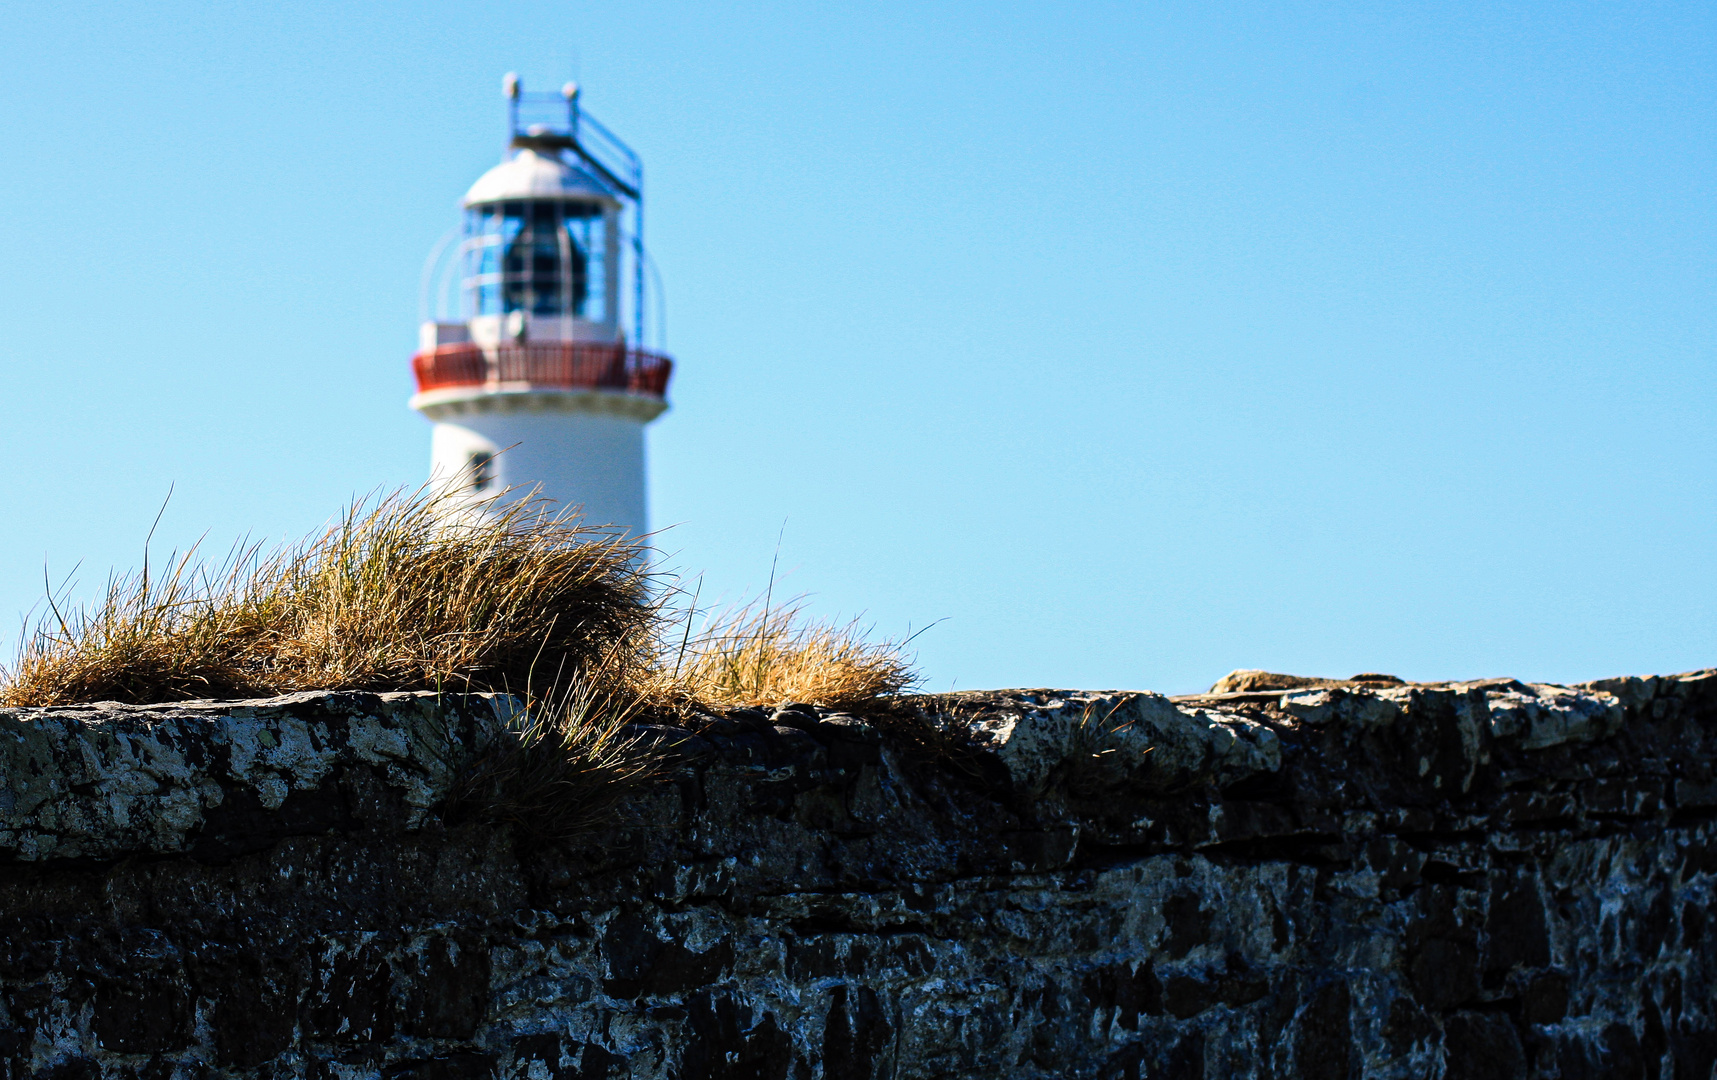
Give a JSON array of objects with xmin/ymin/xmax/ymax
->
[
  {"xmin": 412, "ymin": 342, "xmax": 672, "ymax": 399},
  {"xmin": 509, "ymin": 92, "xmax": 643, "ymax": 199}
]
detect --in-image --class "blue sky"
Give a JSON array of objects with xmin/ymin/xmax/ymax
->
[{"xmin": 0, "ymin": 1, "xmax": 1711, "ymax": 693}]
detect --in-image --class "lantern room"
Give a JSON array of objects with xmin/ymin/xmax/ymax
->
[
  {"xmin": 457, "ymin": 147, "xmax": 621, "ymax": 345},
  {"xmin": 417, "ymin": 74, "xmax": 653, "ymax": 355}
]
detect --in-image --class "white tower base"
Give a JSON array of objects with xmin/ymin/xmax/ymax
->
[{"xmin": 413, "ymin": 388, "xmax": 667, "ymax": 538}]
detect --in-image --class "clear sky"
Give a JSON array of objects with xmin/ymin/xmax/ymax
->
[{"xmin": 0, "ymin": 1, "xmax": 1711, "ymax": 694}]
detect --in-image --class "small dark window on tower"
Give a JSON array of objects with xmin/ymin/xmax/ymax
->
[{"xmin": 468, "ymin": 451, "xmax": 495, "ymax": 492}]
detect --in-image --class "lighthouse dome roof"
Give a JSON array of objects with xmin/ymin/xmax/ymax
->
[{"xmin": 462, "ymin": 148, "xmax": 617, "ymax": 207}]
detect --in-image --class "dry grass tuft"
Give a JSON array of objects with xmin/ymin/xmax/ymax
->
[
  {"xmin": 645, "ymin": 599, "xmax": 916, "ymax": 713},
  {"xmin": 1, "ymin": 489, "xmax": 651, "ymax": 707}
]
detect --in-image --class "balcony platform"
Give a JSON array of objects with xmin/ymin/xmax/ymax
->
[{"xmin": 410, "ymin": 341, "xmax": 671, "ymax": 422}]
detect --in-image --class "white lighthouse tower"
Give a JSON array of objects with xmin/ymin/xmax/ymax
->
[{"xmin": 410, "ymin": 75, "xmax": 672, "ymax": 537}]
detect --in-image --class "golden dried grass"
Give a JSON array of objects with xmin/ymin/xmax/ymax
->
[
  {"xmin": 1, "ymin": 487, "xmax": 916, "ymax": 717},
  {"xmin": 645, "ymin": 599, "xmax": 916, "ymax": 713},
  {"xmin": 0, "ymin": 489, "xmax": 652, "ymax": 707}
]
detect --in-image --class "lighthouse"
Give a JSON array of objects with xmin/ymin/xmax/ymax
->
[{"xmin": 410, "ymin": 75, "xmax": 672, "ymax": 538}]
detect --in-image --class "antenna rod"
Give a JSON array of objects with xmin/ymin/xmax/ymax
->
[
  {"xmin": 563, "ymin": 81, "xmax": 580, "ymax": 134},
  {"xmin": 503, "ymin": 72, "xmax": 521, "ymax": 142},
  {"xmin": 634, "ymin": 179, "xmax": 645, "ymax": 349}
]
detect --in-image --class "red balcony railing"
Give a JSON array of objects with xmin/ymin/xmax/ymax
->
[{"xmin": 411, "ymin": 342, "xmax": 673, "ymax": 399}]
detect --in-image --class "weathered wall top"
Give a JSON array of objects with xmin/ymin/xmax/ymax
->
[
  {"xmin": 1, "ymin": 670, "xmax": 1713, "ymax": 1078},
  {"xmin": 0, "ymin": 691, "xmax": 515, "ymax": 862}
]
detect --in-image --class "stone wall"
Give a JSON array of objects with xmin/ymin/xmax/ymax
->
[{"xmin": 1, "ymin": 671, "xmax": 1713, "ymax": 1078}]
